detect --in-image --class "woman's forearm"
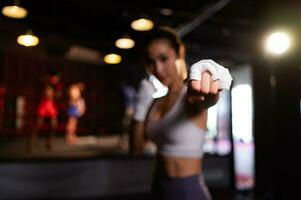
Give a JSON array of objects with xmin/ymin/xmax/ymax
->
[{"xmin": 129, "ymin": 120, "xmax": 145, "ymax": 157}]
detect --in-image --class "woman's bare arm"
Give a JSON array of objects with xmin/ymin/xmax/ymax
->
[{"xmin": 129, "ymin": 120, "xmax": 146, "ymax": 157}]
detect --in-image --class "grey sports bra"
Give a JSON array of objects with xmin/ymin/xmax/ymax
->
[{"xmin": 146, "ymin": 87, "xmax": 206, "ymax": 158}]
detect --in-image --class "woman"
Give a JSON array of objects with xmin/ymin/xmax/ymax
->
[
  {"xmin": 28, "ymin": 85, "xmax": 58, "ymax": 153},
  {"xmin": 130, "ymin": 27, "xmax": 232, "ymax": 200},
  {"xmin": 65, "ymin": 83, "xmax": 86, "ymax": 144}
]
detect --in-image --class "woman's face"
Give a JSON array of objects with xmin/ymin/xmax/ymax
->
[
  {"xmin": 146, "ymin": 39, "xmax": 178, "ymax": 87},
  {"xmin": 70, "ymin": 85, "xmax": 81, "ymax": 99},
  {"xmin": 45, "ymin": 86, "xmax": 54, "ymax": 99}
]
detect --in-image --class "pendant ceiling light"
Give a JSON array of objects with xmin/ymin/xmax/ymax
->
[
  {"xmin": 115, "ymin": 36, "xmax": 135, "ymax": 49},
  {"xmin": 131, "ymin": 18, "xmax": 154, "ymax": 31},
  {"xmin": 17, "ymin": 30, "xmax": 39, "ymax": 47},
  {"xmin": 2, "ymin": 1, "xmax": 27, "ymax": 19},
  {"xmin": 104, "ymin": 53, "xmax": 122, "ymax": 64}
]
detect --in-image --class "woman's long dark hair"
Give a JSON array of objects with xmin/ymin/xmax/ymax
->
[
  {"xmin": 142, "ymin": 27, "xmax": 183, "ymax": 57},
  {"xmin": 142, "ymin": 27, "xmax": 187, "ymax": 80}
]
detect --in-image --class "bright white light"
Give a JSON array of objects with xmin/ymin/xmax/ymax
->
[
  {"xmin": 231, "ymin": 84, "xmax": 253, "ymax": 143},
  {"xmin": 131, "ymin": 18, "xmax": 154, "ymax": 31},
  {"xmin": 265, "ymin": 32, "xmax": 291, "ymax": 55},
  {"xmin": 17, "ymin": 34, "xmax": 39, "ymax": 47},
  {"xmin": 115, "ymin": 38, "xmax": 135, "ymax": 49},
  {"xmin": 207, "ymin": 105, "xmax": 218, "ymax": 138}
]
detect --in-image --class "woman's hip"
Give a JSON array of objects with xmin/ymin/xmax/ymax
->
[{"xmin": 151, "ymin": 173, "xmax": 211, "ymax": 200}]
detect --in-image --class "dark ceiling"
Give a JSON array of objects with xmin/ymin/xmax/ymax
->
[{"xmin": 0, "ymin": 0, "xmax": 300, "ymax": 65}]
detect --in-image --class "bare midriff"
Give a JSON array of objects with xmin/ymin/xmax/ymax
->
[{"xmin": 156, "ymin": 155, "xmax": 202, "ymax": 177}]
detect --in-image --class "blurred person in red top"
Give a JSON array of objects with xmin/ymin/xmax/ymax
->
[{"xmin": 27, "ymin": 70, "xmax": 62, "ymax": 153}]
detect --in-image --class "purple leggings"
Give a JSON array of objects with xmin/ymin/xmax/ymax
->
[{"xmin": 151, "ymin": 174, "xmax": 211, "ymax": 200}]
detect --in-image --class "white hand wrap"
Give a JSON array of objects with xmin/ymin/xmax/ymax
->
[{"xmin": 189, "ymin": 59, "xmax": 233, "ymax": 90}]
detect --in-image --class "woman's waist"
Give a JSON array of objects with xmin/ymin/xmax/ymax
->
[{"xmin": 156, "ymin": 155, "xmax": 202, "ymax": 178}]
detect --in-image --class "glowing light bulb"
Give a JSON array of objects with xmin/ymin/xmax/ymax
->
[
  {"xmin": 2, "ymin": 5, "xmax": 27, "ymax": 19},
  {"xmin": 104, "ymin": 53, "xmax": 122, "ymax": 64},
  {"xmin": 17, "ymin": 33, "xmax": 39, "ymax": 47},
  {"xmin": 115, "ymin": 38, "xmax": 135, "ymax": 49},
  {"xmin": 265, "ymin": 32, "xmax": 291, "ymax": 55},
  {"xmin": 131, "ymin": 18, "xmax": 154, "ymax": 31}
]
